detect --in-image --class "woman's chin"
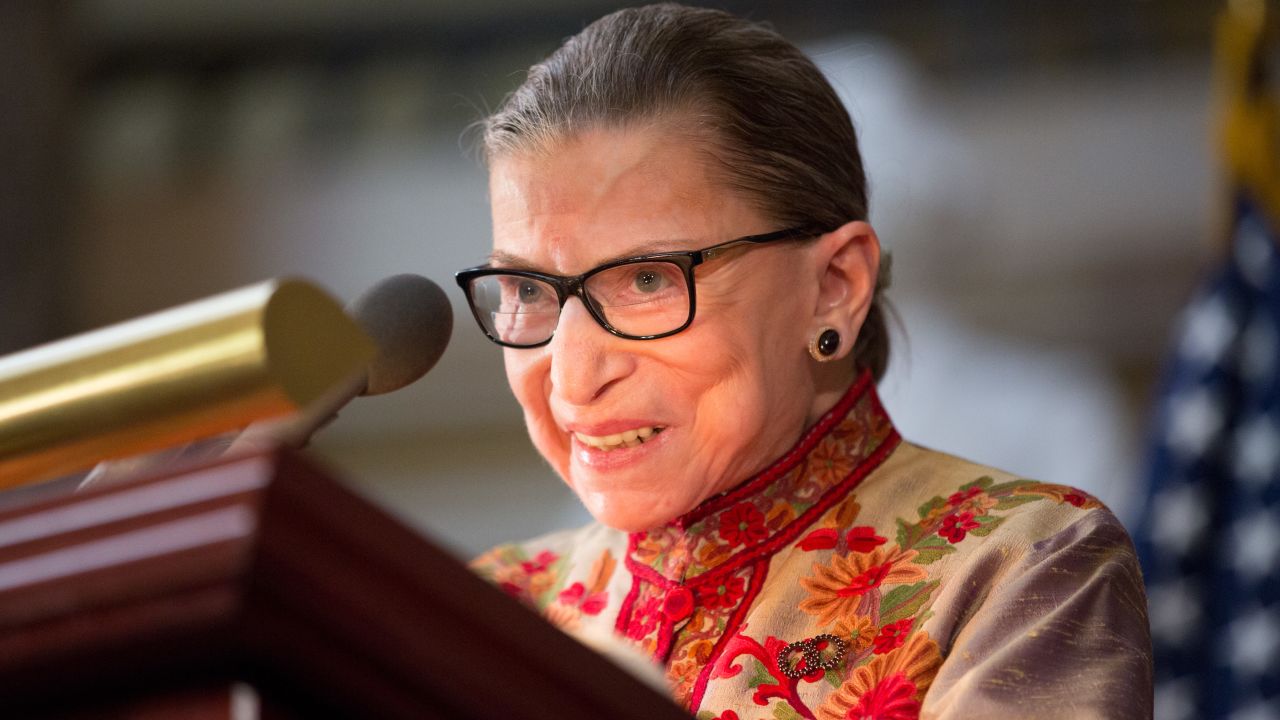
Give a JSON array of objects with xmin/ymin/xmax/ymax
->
[
  {"xmin": 588, "ymin": 507, "xmax": 677, "ymax": 534},
  {"xmin": 575, "ymin": 484, "xmax": 693, "ymax": 533}
]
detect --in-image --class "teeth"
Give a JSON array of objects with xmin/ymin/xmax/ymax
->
[{"xmin": 574, "ymin": 426, "xmax": 663, "ymax": 451}]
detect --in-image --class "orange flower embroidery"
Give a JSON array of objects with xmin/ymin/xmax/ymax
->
[
  {"xmin": 697, "ymin": 540, "xmax": 734, "ymax": 569},
  {"xmin": 799, "ymin": 546, "xmax": 928, "ymax": 625},
  {"xmin": 543, "ymin": 601, "xmax": 581, "ymax": 631},
  {"xmin": 816, "ymin": 631, "xmax": 942, "ymax": 720},
  {"xmin": 667, "ymin": 656, "xmax": 701, "ymax": 706},
  {"xmin": 684, "ymin": 638, "xmax": 716, "ymax": 664},
  {"xmin": 634, "ymin": 536, "xmax": 666, "ymax": 566},
  {"xmin": 765, "ymin": 499, "xmax": 798, "ymax": 530},
  {"xmin": 808, "ymin": 439, "xmax": 857, "ymax": 485},
  {"xmin": 947, "ymin": 487, "xmax": 999, "ymax": 516},
  {"xmin": 834, "ymin": 614, "xmax": 878, "ymax": 654},
  {"xmin": 831, "ymin": 496, "xmax": 862, "ymax": 528},
  {"xmin": 527, "ymin": 570, "xmax": 556, "ymax": 599}
]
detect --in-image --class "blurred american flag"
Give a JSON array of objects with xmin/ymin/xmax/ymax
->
[{"xmin": 1136, "ymin": 192, "xmax": 1280, "ymax": 720}]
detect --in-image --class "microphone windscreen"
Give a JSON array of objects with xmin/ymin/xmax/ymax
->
[{"xmin": 348, "ymin": 274, "xmax": 453, "ymax": 396}]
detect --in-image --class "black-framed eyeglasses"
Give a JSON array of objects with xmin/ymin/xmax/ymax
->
[{"xmin": 454, "ymin": 225, "xmax": 823, "ymax": 348}]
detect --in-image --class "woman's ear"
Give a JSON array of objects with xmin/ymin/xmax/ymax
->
[{"xmin": 810, "ymin": 221, "xmax": 880, "ymax": 360}]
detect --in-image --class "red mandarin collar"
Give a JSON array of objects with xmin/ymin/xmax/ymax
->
[{"xmin": 625, "ymin": 370, "xmax": 900, "ymax": 585}]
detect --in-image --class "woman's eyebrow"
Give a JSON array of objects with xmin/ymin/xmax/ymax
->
[
  {"xmin": 486, "ymin": 250, "xmax": 538, "ymax": 269},
  {"xmin": 487, "ymin": 238, "xmax": 696, "ymax": 270}
]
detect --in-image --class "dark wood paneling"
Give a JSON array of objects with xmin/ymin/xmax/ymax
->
[{"xmin": 0, "ymin": 449, "xmax": 687, "ymax": 719}]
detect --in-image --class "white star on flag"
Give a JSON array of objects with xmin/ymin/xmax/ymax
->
[
  {"xmin": 1148, "ymin": 580, "xmax": 1202, "ymax": 646},
  {"xmin": 1167, "ymin": 387, "xmax": 1226, "ymax": 458},
  {"xmin": 1230, "ymin": 511, "xmax": 1280, "ymax": 582},
  {"xmin": 1241, "ymin": 312, "xmax": 1278, "ymax": 383},
  {"xmin": 1225, "ymin": 606, "xmax": 1280, "ymax": 678},
  {"xmin": 1233, "ymin": 415, "xmax": 1280, "ymax": 489},
  {"xmin": 1180, "ymin": 295, "xmax": 1238, "ymax": 366},
  {"xmin": 1151, "ymin": 484, "xmax": 1211, "ymax": 557}
]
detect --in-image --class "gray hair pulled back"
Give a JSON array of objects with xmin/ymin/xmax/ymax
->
[{"xmin": 482, "ymin": 3, "xmax": 892, "ymax": 380}]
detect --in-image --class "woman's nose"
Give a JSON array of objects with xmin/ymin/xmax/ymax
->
[{"xmin": 548, "ymin": 298, "xmax": 635, "ymax": 406}]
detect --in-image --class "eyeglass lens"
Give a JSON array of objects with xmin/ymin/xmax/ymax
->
[{"xmin": 466, "ymin": 260, "xmax": 692, "ymax": 345}]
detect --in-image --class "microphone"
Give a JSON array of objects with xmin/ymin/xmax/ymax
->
[
  {"xmin": 351, "ymin": 273, "xmax": 454, "ymax": 396},
  {"xmin": 245, "ymin": 274, "xmax": 454, "ymax": 449}
]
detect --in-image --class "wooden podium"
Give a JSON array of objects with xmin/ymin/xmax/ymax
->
[{"xmin": 0, "ymin": 450, "xmax": 688, "ymax": 719}]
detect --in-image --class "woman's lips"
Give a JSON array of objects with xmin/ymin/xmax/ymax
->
[
  {"xmin": 569, "ymin": 425, "xmax": 670, "ymax": 468},
  {"xmin": 572, "ymin": 425, "xmax": 664, "ymax": 450}
]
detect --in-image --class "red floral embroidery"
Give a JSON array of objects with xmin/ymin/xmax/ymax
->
[
  {"xmin": 938, "ymin": 511, "xmax": 980, "ymax": 543},
  {"xmin": 520, "ymin": 550, "xmax": 557, "ymax": 575},
  {"xmin": 711, "ymin": 712, "xmax": 740, "ymax": 720},
  {"xmin": 719, "ymin": 502, "xmax": 768, "ymax": 547},
  {"xmin": 557, "ymin": 582, "xmax": 609, "ymax": 616},
  {"xmin": 835, "ymin": 561, "xmax": 893, "ymax": 598},
  {"xmin": 557, "ymin": 582, "xmax": 583, "ymax": 603},
  {"xmin": 711, "ymin": 633, "xmax": 825, "ymax": 712},
  {"xmin": 626, "ymin": 595, "xmax": 661, "ymax": 640},
  {"xmin": 1062, "ymin": 492, "xmax": 1087, "ymax": 507},
  {"xmin": 846, "ymin": 526, "xmax": 888, "ymax": 553},
  {"xmin": 847, "ymin": 672, "xmax": 922, "ymax": 719},
  {"xmin": 946, "ymin": 486, "xmax": 984, "ymax": 507},
  {"xmin": 799, "ymin": 528, "xmax": 840, "ymax": 551},
  {"xmin": 873, "ymin": 618, "xmax": 913, "ymax": 655},
  {"xmin": 699, "ymin": 575, "xmax": 747, "ymax": 610}
]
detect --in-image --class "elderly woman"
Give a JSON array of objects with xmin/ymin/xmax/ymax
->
[{"xmin": 461, "ymin": 5, "xmax": 1152, "ymax": 718}]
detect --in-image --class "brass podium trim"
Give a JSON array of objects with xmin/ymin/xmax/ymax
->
[{"xmin": 0, "ymin": 280, "xmax": 374, "ymax": 486}]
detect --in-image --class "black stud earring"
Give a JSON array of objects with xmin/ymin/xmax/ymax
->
[{"xmin": 809, "ymin": 328, "xmax": 840, "ymax": 362}]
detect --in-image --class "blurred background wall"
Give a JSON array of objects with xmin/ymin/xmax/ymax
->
[{"xmin": 1, "ymin": 0, "xmax": 1223, "ymax": 556}]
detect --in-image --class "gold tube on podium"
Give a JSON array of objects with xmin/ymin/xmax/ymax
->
[{"xmin": 0, "ymin": 279, "xmax": 375, "ymax": 488}]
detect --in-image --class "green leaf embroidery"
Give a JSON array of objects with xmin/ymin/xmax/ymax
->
[
  {"xmin": 958, "ymin": 476, "xmax": 995, "ymax": 493},
  {"xmin": 916, "ymin": 495, "xmax": 945, "ymax": 520},
  {"xmin": 825, "ymin": 668, "xmax": 843, "ymax": 688},
  {"xmin": 486, "ymin": 545, "xmax": 528, "ymax": 569},
  {"xmin": 895, "ymin": 517, "xmax": 911, "ymax": 549},
  {"xmin": 879, "ymin": 580, "xmax": 940, "ymax": 625},
  {"xmin": 992, "ymin": 494, "xmax": 1041, "ymax": 511},
  {"xmin": 534, "ymin": 554, "xmax": 572, "ymax": 608},
  {"xmin": 696, "ymin": 712, "xmax": 718, "ymax": 720},
  {"xmin": 747, "ymin": 659, "xmax": 773, "ymax": 689},
  {"xmin": 987, "ymin": 479, "xmax": 1037, "ymax": 496},
  {"xmin": 968, "ymin": 515, "xmax": 1006, "ymax": 537},
  {"xmin": 773, "ymin": 703, "xmax": 804, "ymax": 720},
  {"xmin": 911, "ymin": 535, "xmax": 956, "ymax": 564}
]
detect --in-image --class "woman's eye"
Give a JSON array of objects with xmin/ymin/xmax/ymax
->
[
  {"xmin": 518, "ymin": 282, "xmax": 543, "ymax": 302},
  {"xmin": 632, "ymin": 269, "xmax": 664, "ymax": 293}
]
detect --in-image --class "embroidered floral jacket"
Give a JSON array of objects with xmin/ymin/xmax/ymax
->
[{"xmin": 472, "ymin": 375, "xmax": 1153, "ymax": 719}]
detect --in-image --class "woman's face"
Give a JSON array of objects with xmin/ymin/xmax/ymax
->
[{"xmin": 489, "ymin": 128, "xmax": 838, "ymax": 532}]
